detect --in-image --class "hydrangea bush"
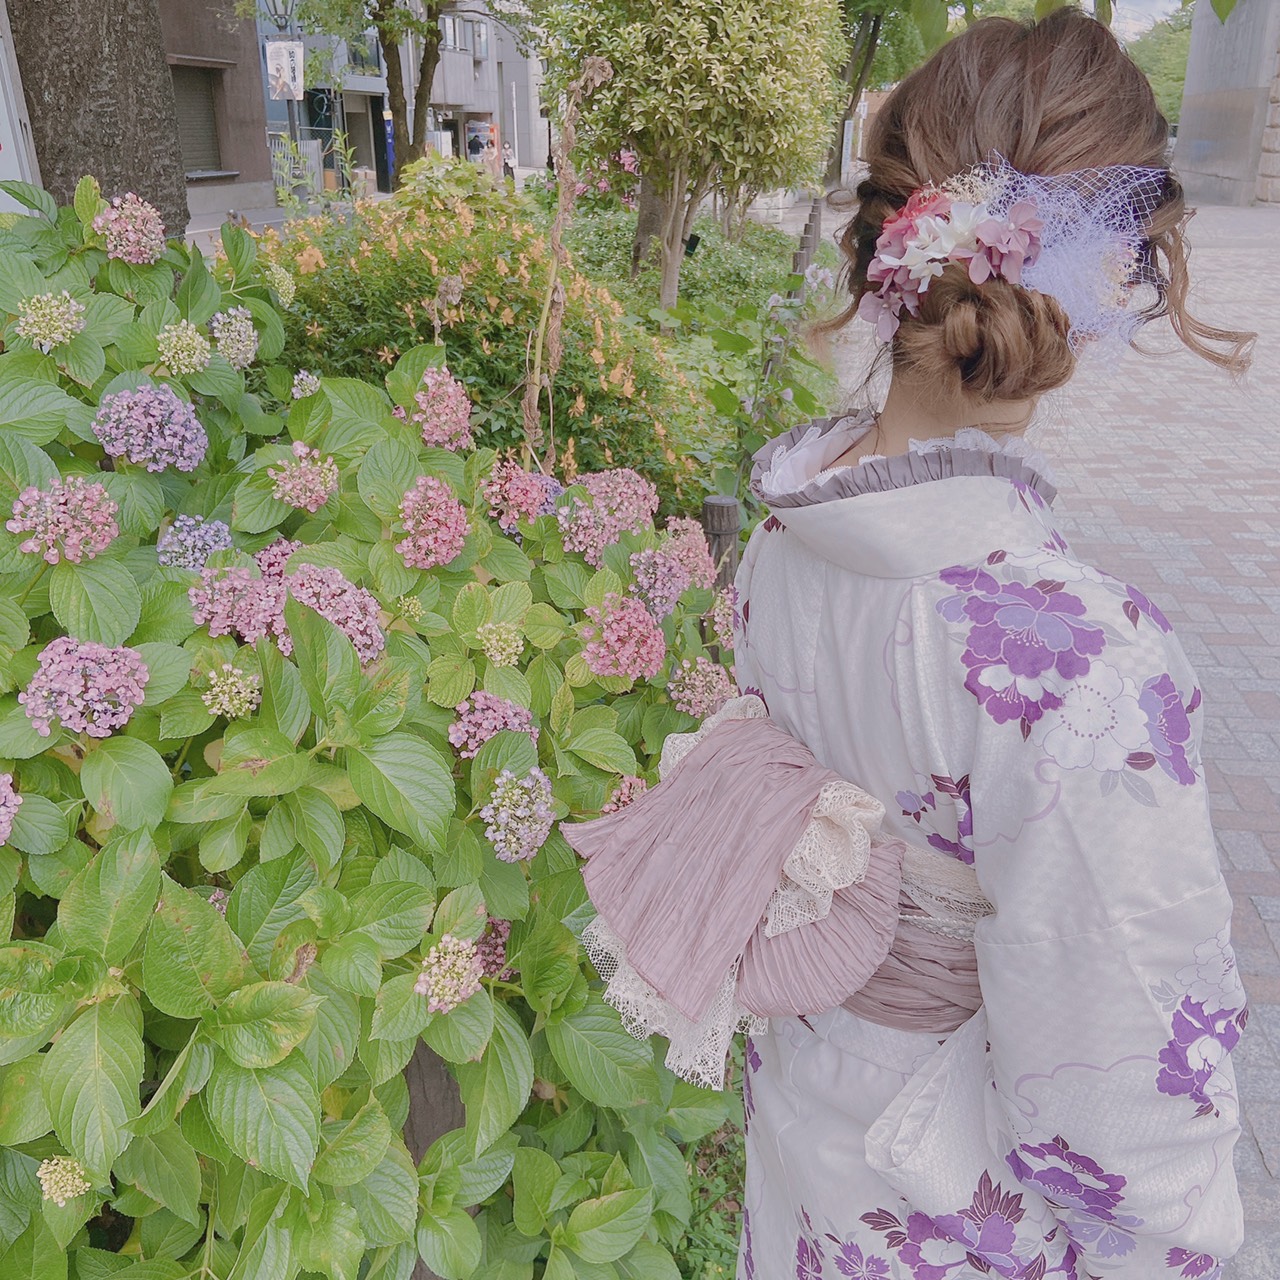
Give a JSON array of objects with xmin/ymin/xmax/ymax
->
[{"xmin": 0, "ymin": 179, "xmax": 738, "ymax": 1279}]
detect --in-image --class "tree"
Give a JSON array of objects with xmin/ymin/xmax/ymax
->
[
  {"xmin": 7, "ymin": 0, "xmax": 189, "ymax": 234},
  {"xmin": 543, "ymin": 0, "xmax": 845, "ymax": 309},
  {"xmin": 1126, "ymin": 1, "xmax": 1193, "ymax": 124}
]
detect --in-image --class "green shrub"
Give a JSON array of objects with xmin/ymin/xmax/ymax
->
[
  {"xmin": 260, "ymin": 155, "xmax": 701, "ymax": 514},
  {"xmin": 0, "ymin": 177, "xmax": 738, "ymax": 1279}
]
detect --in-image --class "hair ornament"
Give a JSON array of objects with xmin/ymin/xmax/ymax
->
[{"xmin": 857, "ymin": 154, "xmax": 1170, "ymax": 353}]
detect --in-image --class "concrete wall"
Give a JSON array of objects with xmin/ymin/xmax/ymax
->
[
  {"xmin": 1258, "ymin": 39, "xmax": 1280, "ymax": 205},
  {"xmin": 1175, "ymin": 0, "xmax": 1280, "ymax": 206},
  {"xmin": 158, "ymin": 0, "xmax": 274, "ymax": 216}
]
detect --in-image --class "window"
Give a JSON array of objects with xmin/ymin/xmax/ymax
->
[
  {"xmin": 170, "ymin": 66, "xmax": 221, "ymax": 175},
  {"xmin": 472, "ymin": 21, "xmax": 489, "ymax": 60},
  {"xmin": 440, "ymin": 16, "xmax": 458, "ymax": 50}
]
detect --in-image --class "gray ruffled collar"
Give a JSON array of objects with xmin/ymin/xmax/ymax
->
[{"xmin": 752, "ymin": 413, "xmax": 1058, "ymax": 510}]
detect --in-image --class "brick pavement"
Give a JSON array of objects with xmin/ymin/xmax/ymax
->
[{"xmin": 826, "ymin": 202, "xmax": 1280, "ymax": 1278}]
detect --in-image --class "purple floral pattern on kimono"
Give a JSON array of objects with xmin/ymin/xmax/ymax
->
[
  {"xmin": 743, "ymin": 1036, "xmax": 762, "ymax": 1127},
  {"xmin": 1139, "ymin": 674, "xmax": 1197, "ymax": 785},
  {"xmin": 1123, "ymin": 585, "xmax": 1172, "ymax": 633},
  {"xmin": 861, "ymin": 1172, "xmax": 1076, "ymax": 1279},
  {"xmin": 1157, "ymin": 998, "xmax": 1245, "ymax": 1116},
  {"xmin": 1006, "ymin": 1136, "xmax": 1143, "ymax": 1259},
  {"xmin": 829, "ymin": 1239, "xmax": 891, "ymax": 1278},
  {"xmin": 937, "ymin": 562, "xmax": 1105, "ymax": 733},
  {"xmin": 742, "ymin": 1207, "xmax": 755, "ymax": 1279},
  {"xmin": 1166, "ymin": 1247, "xmax": 1221, "ymax": 1278},
  {"xmin": 898, "ymin": 775, "xmax": 972, "ymax": 864}
]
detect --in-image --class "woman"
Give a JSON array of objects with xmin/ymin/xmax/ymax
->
[{"xmin": 568, "ymin": 11, "xmax": 1253, "ymax": 1279}]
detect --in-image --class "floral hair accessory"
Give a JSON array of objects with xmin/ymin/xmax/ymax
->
[{"xmin": 858, "ymin": 154, "xmax": 1168, "ymax": 353}]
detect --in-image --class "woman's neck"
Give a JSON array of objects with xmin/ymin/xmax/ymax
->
[{"xmin": 832, "ymin": 369, "xmax": 1037, "ymax": 468}]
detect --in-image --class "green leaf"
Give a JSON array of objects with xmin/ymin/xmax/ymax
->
[
  {"xmin": 43, "ymin": 995, "xmax": 143, "ymax": 1180},
  {"xmin": 912, "ymin": 0, "xmax": 950, "ymax": 49},
  {"xmin": 57, "ymin": 332, "xmax": 106, "ymax": 387},
  {"xmin": 564, "ymin": 1189, "xmax": 652, "ymax": 1264},
  {"xmin": 80, "ymin": 736, "xmax": 173, "ymax": 831},
  {"xmin": 131, "ymin": 1033, "xmax": 215, "ymax": 1138},
  {"xmin": 0, "ymin": 941, "xmax": 68, "ymax": 1055},
  {"xmin": 565, "ymin": 727, "xmax": 636, "ymax": 776},
  {"xmin": 320, "ymin": 932, "xmax": 383, "ymax": 996},
  {"xmin": 48, "ymin": 557, "xmax": 141, "ymax": 645},
  {"xmin": 426, "ymin": 653, "xmax": 476, "ymax": 707},
  {"xmin": 423, "ymin": 1129, "xmax": 517, "ymax": 1208},
  {"xmin": 481, "ymin": 535, "xmax": 532, "ymax": 584},
  {"xmin": 0, "ymin": 1053, "xmax": 51, "ymax": 1143},
  {"xmin": 1211, "ymin": 0, "xmax": 1237, "ymax": 17},
  {"xmin": 616, "ymin": 1240, "xmax": 681, "ymax": 1280},
  {"xmin": 208, "ymin": 724, "xmax": 310, "ymax": 796},
  {"xmin": 134, "ymin": 641, "xmax": 193, "ymax": 705},
  {"xmin": 158, "ymin": 689, "xmax": 216, "ymax": 741},
  {"xmin": 312, "ymin": 1095, "xmax": 393, "ymax": 1187},
  {"xmin": 0, "ymin": 378, "xmax": 83, "ymax": 445},
  {"xmin": 144, "ymin": 875, "xmax": 248, "ymax": 1013},
  {"xmin": 456, "ymin": 999, "xmax": 534, "ymax": 1150},
  {"xmin": 205, "ymin": 981, "xmax": 321, "ymax": 1068},
  {"xmin": 417, "ymin": 1205, "xmax": 482, "ymax": 1280},
  {"xmin": 545, "ymin": 994, "xmax": 657, "ymax": 1109},
  {"xmin": 358, "ymin": 437, "xmax": 420, "ymax": 521},
  {"xmin": 369, "ymin": 972, "xmax": 431, "ymax": 1042},
  {"xmin": 282, "ymin": 787, "xmax": 345, "ymax": 873},
  {"xmin": 452, "ymin": 581, "xmax": 492, "ymax": 641},
  {"xmin": 287, "ymin": 598, "xmax": 362, "ymax": 721},
  {"xmin": 113, "ymin": 1127, "xmax": 202, "ymax": 1226},
  {"xmin": 230, "ymin": 467, "xmax": 291, "ymax": 534},
  {"xmin": 512, "ymin": 1146, "xmax": 560, "ymax": 1237},
  {"xmin": 321, "ymin": 378, "xmax": 393, "ymax": 454},
  {"xmin": 198, "ymin": 805, "xmax": 252, "ymax": 873},
  {"xmin": 0, "ymin": 1218, "xmax": 67, "ymax": 1280},
  {"xmin": 514, "ymin": 916, "xmax": 579, "ymax": 1015},
  {"xmin": 221, "ymin": 223, "xmax": 258, "ymax": 281},
  {"xmin": 347, "ymin": 880, "xmax": 436, "ymax": 958},
  {"xmin": 0, "ymin": 181, "xmax": 57, "ymax": 221},
  {"xmin": 430, "ymin": 883, "xmax": 486, "ymax": 941},
  {"xmin": 205, "ymin": 1051, "xmax": 319, "ymax": 1190},
  {"xmin": 340, "ymin": 1137, "xmax": 418, "ymax": 1246},
  {"xmin": 421, "ymin": 987, "xmax": 494, "ymax": 1064},
  {"xmin": 226, "ymin": 850, "xmax": 319, "ymax": 972},
  {"xmin": 295, "ymin": 1197, "xmax": 365, "ymax": 1280},
  {"xmin": 175, "ymin": 250, "xmax": 220, "ymax": 325},
  {"xmin": 5, "ymin": 793, "xmax": 67, "ymax": 856},
  {"xmin": 59, "ymin": 829, "xmax": 161, "ymax": 965},
  {"xmin": 347, "ymin": 733, "xmax": 454, "ymax": 852},
  {"xmin": 386, "ymin": 343, "xmax": 445, "ymax": 407}
]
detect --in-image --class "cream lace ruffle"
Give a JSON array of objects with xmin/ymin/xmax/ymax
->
[
  {"xmin": 899, "ymin": 842, "xmax": 994, "ymax": 941},
  {"xmin": 583, "ymin": 915, "xmax": 766, "ymax": 1090}
]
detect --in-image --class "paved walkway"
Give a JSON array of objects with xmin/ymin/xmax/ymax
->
[{"xmin": 826, "ymin": 202, "xmax": 1280, "ymax": 1278}]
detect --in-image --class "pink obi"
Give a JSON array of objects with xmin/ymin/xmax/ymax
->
[{"xmin": 562, "ymin": 696, "xmax": 988, "ymax": 1088}]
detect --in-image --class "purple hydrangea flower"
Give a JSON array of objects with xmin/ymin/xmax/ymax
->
[
  {"xmin": 481, "ymin": 767, "xmax": 554, "ymax": 862},
  {"xmin": 0, "ymin": 773, "xmax": 22, "ymax": 846},
  {"xmin": 92, "ymin": 384, "xmax": 208, "ymax": 472},
  {"xmin": 20, "ymin": 637, "xmax": 149, "ymax": 737},
  {"xmin": 156, "ymin": 514, "xmax": 233, "ymax": 569}
]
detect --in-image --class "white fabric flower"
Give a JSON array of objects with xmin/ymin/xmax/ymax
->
[
  {"xmin": 1177, "ymin": 927, "xmax": 1241, "ymax": 1006},
  {"xmin": 1032, "ymin": 659, "xmax": 1148, "ymax": 772}
]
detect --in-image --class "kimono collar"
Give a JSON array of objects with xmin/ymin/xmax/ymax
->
[{"xmin": 749, "ymin": 415, "xmax": 1061, "ymax": 580}]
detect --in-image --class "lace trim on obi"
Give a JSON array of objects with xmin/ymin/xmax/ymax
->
[
  {"xmin": 763, "ymin": 779, "xmax": 884, "ymax": 937},
  {"xmin": 583, "ymin": 915, "xmax": 766, "ymax": 1090},
  {"xmin": 898, "ymin": 843, "xmax": 994, "ymax": 941},
  {"xmin": 751, "ymin": 415, "xmax": 1057, "ymax": 510}
]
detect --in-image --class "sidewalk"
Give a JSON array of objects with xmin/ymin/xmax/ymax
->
[{"xmin": 827, "ymin": 202, "xmax": 1280, "ymax": 1278}]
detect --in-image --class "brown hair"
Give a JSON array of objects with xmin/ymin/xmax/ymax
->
[{"xmin": 827, "ymin": 10, "xmax": 1254, "ymax": 400}]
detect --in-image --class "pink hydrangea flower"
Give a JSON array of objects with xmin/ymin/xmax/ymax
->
[
  {"xmin": 475, "ymin": 916, "xmax": 515, "ymax": 980},
  {"xmin": 8, "ymin": 476, "xmax": 119, "ymax": 564},
  {"xmin": 254, "ymin": 536, "xmax": 302, "ymax": 581},
  {"xmin": 667, "ymin": 656, "xmax": 735, "ymax": 719},
  {"xmin": 415, "ymin": 934, "xmax": 484, "ymax": 1013},
  {"xmin": 189, "ymin": 566, "xmax": 287, "ymax": 647},
  {"xmin": 483, "ymin": 460, "xmax": 554, "ymax": 533},
  {"xmin": 408, "ymin": 366, "xmax": 474, "ymax": 451},
  {"xmin": 0, "ymin": 773, "xmax": 22, "ymax": 846},
  {"xmin": 629, "ymin": 546, "xmax": 692, "ymax": 620},
  {"xmin": 581, "ymin": 592, "xmax": 666, "ymax": 681},
  {"xmin": 396, "ymin": 475, "xmax": 470, "ymax": 570},
  {"xmin": 92, "ymin": 193, "xmax": 166, "ymax": 264},
  {"xmin": 92, "ymin": 384, "xmax": 208, "ymax": 472},
  {"xmin": 708, "ymin": 585, "xmax": 739, "ymax": 649},
  {"xmin": 662, "ymin": 517, "xmax": 716, "ymax": 591},
  {"xmin": 288, "ymin": 563, "xmax": 386, "ymax": 666},
  {"xmin": 20, "ymin": 637, "xmax": 149, "ymax": 737},
  {"xmin": 268, "ymin": 441, "xmax": 338, "ymax": 513},
  {"xmin": 448, "ymin": 691, "xmax": 538, "ymax": 758},
  {"xmin": 481, "ymin": 767, "xmax": 555, "ymax": 862},
  {"xmin": 557, "ymin": 469, "xmax": 659, "ymax": 568},
  {"xmin": 602, "ymin": 775, "xmax": 647, "ymax": 813}
]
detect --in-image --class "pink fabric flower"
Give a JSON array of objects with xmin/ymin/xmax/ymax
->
[
  {"xmin": 92, "ymin": 384, "xmax": 208, "ymax": 472},
  {"xmin": 973, "ymin": 200, "xmax": 1044, "ymax": 285},
  {"xmin": 8, "ymin": 476, "xmax": 119, "ymax": 564},
  {"xmin": 396, "ymin": 475, "xmax": 470, "ymax": 569},
  {"xmin": 448, "ymin": 691, "xmax": 538, "ymax": 759},
  {"xmin": 409, "ymin": 367, "xmax": 474, "ymax": 451},
  {"xmin": 581, "ymin": 592, "xmax": 666, "ymax": 681},
  {"xmin": 268, "ymin": 441, "xmax": 338, "ymax": 512},
  {"xmin": 92, "ymin": 193, "xmax": 166, "ymax": 264},
  {"xmin": 20, "ymin": 637, "xmax": 149, "ymax": 737}
]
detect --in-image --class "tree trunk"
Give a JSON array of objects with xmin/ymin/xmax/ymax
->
[
  {"xmin": 403, "ymin": 1040, "xmax": 467, "ymax": 1280},
  {"xmin": 657, "ymin": 181, "xmax": 686, "ymax": 311},
  {"xmin": 8, "ymin": 0, "xmax": 188, "ymax": 235},
  {"xmin": 826, "ymin": 15, "xmax": 881, "ymax": 189},
  {"xmin": 630, "ymin": 174, "xmax": 665, "ymax": 278},
  {"xmin": 376, "ymin": 4, "xmax": 412, "ymax": 186},
  {"xmin": 410, "ymin": 3, "xmax": 444, "ymax": 161}
]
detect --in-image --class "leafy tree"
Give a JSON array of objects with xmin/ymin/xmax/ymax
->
[
  {"xmin": 1126, "ymin": 1, "xmax": 1193, "ymax": 124},
  {"xmin": 542, "ymin": 0, "xmax": 845, "ymax": 310}
]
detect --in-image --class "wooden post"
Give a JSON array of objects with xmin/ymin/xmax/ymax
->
[
  {"xmin": 403, "ymin": 1041, "xmax": 467, "ymax": 1280},
  {"xmin": 701, "ymin": 495, "xmax": 741, "ymax": 593}
]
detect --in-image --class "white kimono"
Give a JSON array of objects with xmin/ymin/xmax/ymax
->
[{"xmin": 731, "ymin": 417, "xmax": 1246, "ymax": 1280}]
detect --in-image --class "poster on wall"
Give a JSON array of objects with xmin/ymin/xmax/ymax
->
[{"xmin": 266, "ymin": 40, "xmax": 305, "ymax": 101}]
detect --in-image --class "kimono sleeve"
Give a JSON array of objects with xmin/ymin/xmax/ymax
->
[{"xmin": 958, "ymin": 572, "xmax": 1244, "ymax": 1274}]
